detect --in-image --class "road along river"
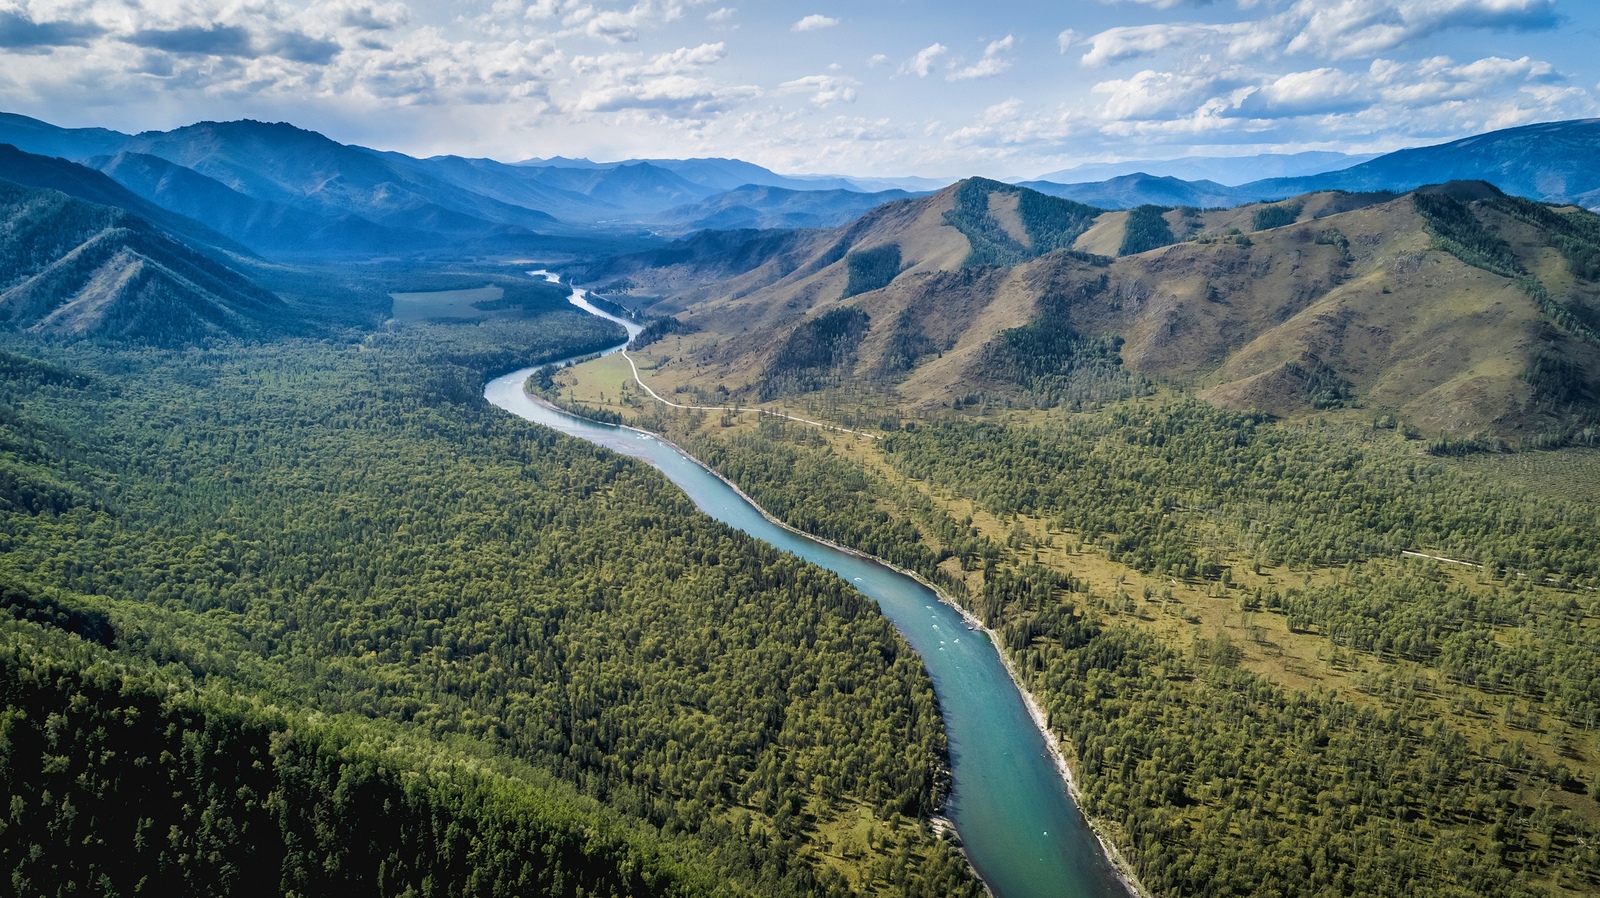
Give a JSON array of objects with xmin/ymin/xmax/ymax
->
[{"xmin": 483, "ymin": 279, "xmax": 1135, "ymax": 898}]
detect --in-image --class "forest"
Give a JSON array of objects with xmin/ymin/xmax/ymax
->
[
  {"xmin": 0, "ymin": 287, "xmax": 980, "ymax": 897},
  {"xmin": 638, "ymin": 390, "xmax": 1600, "ymax": 898}
]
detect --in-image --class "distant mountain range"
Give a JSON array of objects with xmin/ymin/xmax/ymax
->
[
  {"xmin": 0, "ymin": 113, "xmax": 934, "ymax": 258},
  {"xmin": 1025, "ymin": 119, "xmax": 1600, "ymax": 211},
  {"xmin": 1033, "ymin": 151, "xmax": 1377, "ymax": 187},
  {"xmin": 4, "ymin": 112, "xmax": 1600, "ymax": 264}
]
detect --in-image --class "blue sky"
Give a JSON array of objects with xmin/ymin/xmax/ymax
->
[{"xmin": 1, "ymin": 0, "xmax": 1595, "ymax": 177}]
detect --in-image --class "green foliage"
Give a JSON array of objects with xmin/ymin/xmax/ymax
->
[
  {"xmin": 1117, "ymin": 206, "xmax": 1176, "ymax": 256},
  {"xmin": 942, "ymin": 179, "xmax": 1100, "ymax": 268},
  {"xmin": 761, "ymin": 307, "xmax": 871, "ymax": 400},
  {"xmin": 1015, "ymin": 191, "xmax": 1102, "ymax": 255},
  {"xmin": 629, "ymin": 315, "xmax": 697, "ymax": 350},
  {"xmin": 872, "ymin": 309, "xmax": 939, "ymax": 380},
  {"xmin": 977, "ymin": 275, "xmax": 1142, "ymax": 409},
  {"xmin": 468, "ymin": 278, "xmax": 574, "ymax": 314},
  {"xmin": 1487, "ymin": 195, "xmax": 1600, "ymax": 282},
  {"xmin": 1024, "ymin": 624, "xmax": 1597, "ymax": 898},
  {"xmin": 883, "ymin": 400, "xmax": 1600, "ymax": 583},
  {"xmin": 1413, "ymin": 192, "xmax": 1523, "ymax": 277},
  {"xmin": 0, "ymin": 302, "xmax": 977, "ymax": 897},
  {"xmin": 1283, "ymin": 354, "xmax": 1355, "ymax": 409},
  {"xmin": 1413, "ymin": 192, "xmax": 1600, "ymax": 347},
  {"xmin": 1314, "ymin": 226, "xmax": 1353, "ymax": 261},
  {"xmin": 0, "ymin": 625, "xmax": 723, "ymax": 898},
  {"xmin": 843, "ymin": 244, "xmax": 903, "ymax": 298},
  {"xmin": 1251, "ymin": 201, "xmax": 1303, "ymax": 231},
  {"xmin": 679, "ymin": 418, "xmax": 1001, "ymax": 600}
]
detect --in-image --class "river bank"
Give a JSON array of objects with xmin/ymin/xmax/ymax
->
[
  {"xmin": 515, "ymin": 373, "xmax": 1150, "ymax": 898},
  {"xmin": 488, "ymin": 276, "xmax": 1141, "ymax": 898}
]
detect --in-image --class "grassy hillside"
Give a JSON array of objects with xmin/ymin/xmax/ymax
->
[{"xmin": 597, "ymin": 180, "xmax": 1600, "ymax": 444}]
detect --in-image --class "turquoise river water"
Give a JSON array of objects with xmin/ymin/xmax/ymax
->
[{"xmin": 483, "ymin": 279, "xmax": 1132, "ymax": 898}]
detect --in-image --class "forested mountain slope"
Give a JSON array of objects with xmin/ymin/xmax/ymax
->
[
  {"xmin": 0, "ymin": 180, "xmax": 290, "ymax": 344},
  {"xmin": 0, "ymin": 295, "xmax": 979, "ymax": 896}
]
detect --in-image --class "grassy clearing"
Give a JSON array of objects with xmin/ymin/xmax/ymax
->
[{"xmin": 388, "ymin": 285, "xmax": 501, "ymax": 322}]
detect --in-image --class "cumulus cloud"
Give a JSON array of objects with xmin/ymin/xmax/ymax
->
[
  {"xmin": 571, "ymin": 42, "xmax": 757, "ymax": 114},
  {"xmin": 128, "ymin": 25, "xmax": 254, "ymax": 57},
  {"xmin": 0, "ymin": 10, "xmax": 104, "ymax": 49},
  {"xmin": 1286, "ymin": 0, "xmax": 1560, "ymax": 59},
  {"xmin": 792, "ymin": 14, "xmax": 838, "ymax": 32},
  {"xmin": 336, "ymin": 3, "xmax": 409, "ymax": 31},
  {"xmin": 899, "ymin": 43, "xmax": 946, "ymax": 77},
  {"xmin": 778, "ymin": 74, "xmax": 857, "ymax": 106},
  {"xmin": 949, "ymin": 35, "xmax": 1014, "ymax": 81},
  {"xmin": 1079, "ymin": 23, "xmax": 1255, "ymax": 67}
]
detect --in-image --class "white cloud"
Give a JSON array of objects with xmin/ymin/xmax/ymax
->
[
  {"xmin": 949, "ymin": 35, "xmax": 1014, "ymax": 81},
  {"xmin": 867, "ymin": 53, "xmax": 886, "ymax": 67},
  {"xmin": 570, "ymin": 42, "xmax": 757, "ymax": 114},
  {"xmin": 777, "ymin": 74, "xmax": 857, "ymax": 106},
  {"xmin": 899, "ymin": 43, "xmax": 946, "ymax": 78},
  {"xmin": 706, "ymin": 7, "xmax": 734, "ymax": 23},
  {"xmin": 1057, "ymin": 29, "xmax": 1079, "ymax": 53},
  {"xmin": 792, "ymin": 14, "xmax": 838, "ymax": 32},
  {"xmin": 1285, "ymin": 0, "xmax": 1560, "ymax": 59},
  {"xmin": 1079, "ymin": 23, "xmax": 1255, "ymax": 67}
]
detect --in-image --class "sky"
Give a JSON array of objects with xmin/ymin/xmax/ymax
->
[{"xmin": 1, "ymin": 0, "xmax": 1597, "ymax": 178}]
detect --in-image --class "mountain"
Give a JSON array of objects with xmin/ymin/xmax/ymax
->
[
  {"xmin": 1243, "ymin": 118, "xmax": 1600, "ymax": 208},
  {"xmin": 117, "ymin": 120, "xmax": 557, "ymax": 235},
  {"xmin": 582, "ymin": 178, "xmax": 1600, "ymax": 442},
  {"xmin": 516, "ymin": 161, "xmax": 717, "ymax": 215},
  {"xmin": 0, "ymin": 144, "xmax": 252, "ymax": 257},
  {"xmin": 0, "ymin": 112, "xmax": 129, "ymax": 161},
  {"xmin": 0, "ymin": 179, "xmax": 290, "ymax": 344},
  {"xmin": 1019, "ymin": 174, "xmax": 1246, "ymax": 210},
  {"xmin": 88, "ymin": 151, "xmax": 427, "ymax": 256},
  {"xmin": 656, "ymin": 184, "xmax": 918, "ymax": 232},
  {"xmin": 1036, "ymin": 151, "xmax": 1376, "ymax": 187},
  {"xmin": 370, "ymin": 152, "xmax": 623, "ymax": 223}
]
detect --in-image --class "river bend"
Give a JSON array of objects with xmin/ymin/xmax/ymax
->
[{"xmin": 483, "ymin": 280, "xmax": 1131, "ymax": 898}]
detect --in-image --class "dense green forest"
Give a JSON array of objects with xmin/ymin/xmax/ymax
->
[
  {"xmin": 940, "ymin": 178, "xmax": 1101, "ymax": 267},
  {"xmin": 653, "ymin": 393, "xmax": 1600, "ymax": 898},
  {"xmin": 1118, "ymin": 206, "xmax": 1177, "ymax": 256},
  {"xmin": 0, "ymin": 294, "xmax": 979, "ymax": 896}
]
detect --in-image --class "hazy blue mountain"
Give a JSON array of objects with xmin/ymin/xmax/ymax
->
[
  {"xmin": 0, "ymin": 112, "xmax": 130, "ymax": 161},
  {"xmin": 0, "ymin": 144, "xmax": 251, "ymax": 256},
  {"xmin": 0, "ymin": 179, "xmax": 289, "ymax": 344},
  {"xmin": 1242, "ymin": 118, "xmax": 1600, "ymax": 207},
  {"xmin": 1018, "ymin": 173, "xmax": 1246, "ymax": 210},
  {"xmin": 515, "ymin": 155, "xmax": 610, "ymax": 169},
  {"xmin": 118, "ymin": 120, "xmax": 557, "ymax": 235},
  {"xmin": 370, "ymin": 152, "xmax": 622, "ymax": 223},
  {"xmin": 658, "ymin": 184, "xmax": 917, "ymax": 232},
  {"xmin": 1036, "ymin": 151, "xmax": 1376, "ymax": 187},
  {"xmin": 89, "ymin": 151, "xmax": 427, "ymax": 256},
  {"xmin": 519, "ymin": 161, "xmax": 717, "ymax": 214},
  {"xmin": 811, "ymin": 174, "xmax": 952, "ymax": 193}
]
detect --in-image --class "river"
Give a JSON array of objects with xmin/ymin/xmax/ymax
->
[{"xmin": 483, "ymin": 277, "xmax": 1133, "ymax": 898}]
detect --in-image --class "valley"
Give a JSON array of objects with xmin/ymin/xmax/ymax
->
[
  {"xmin": 4, "ymin": 104, "xmax": 1600, "ymax": 898},
  {"xmin": 538, "ymin": 177, "xmax": 1600, "ymax": 897}
]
